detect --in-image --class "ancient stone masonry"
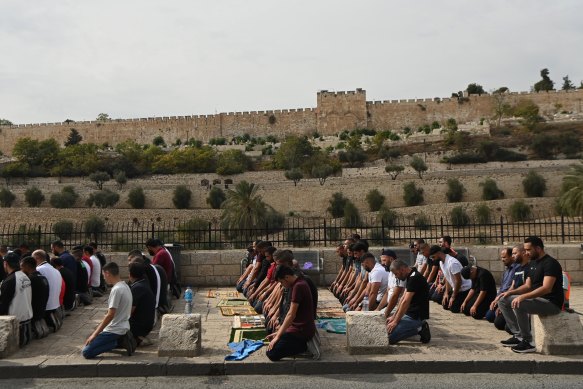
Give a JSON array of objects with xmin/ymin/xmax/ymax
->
[{"xmin": 1, "ymin": 89, "xmax": 582, "ymax": 154}]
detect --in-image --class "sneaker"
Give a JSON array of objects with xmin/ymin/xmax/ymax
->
[
  {"xmin": 501, "ymin": 336, "xmax": 521, "ymax": 347},
  {"xmin": 137, "ymin": 336, "xmax": 153, "ymax": 347},
  {"xmin": 511, "ymin": 340, "xmax": 536, "ymax": 353},
  {"xmin": 419, "ymin": 321, "xmax": 431, "ymax": 344},
  {"xmin": 119, "ymin": 332, "xmax": 137, "ymax": 356}
]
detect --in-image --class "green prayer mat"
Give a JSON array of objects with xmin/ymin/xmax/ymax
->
[
  {"xmin": 217, "ymin": 298, "xmax": 251, "ymax": 307},
  {"xmin": 229, "ymin": 328, "xmax": 269, "ymax": 344}
]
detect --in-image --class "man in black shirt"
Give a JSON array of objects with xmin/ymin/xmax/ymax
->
[
  {"xmin": 128, "ymin": 251, "xmax": 171, "ymax": 315},
  {"xmin": 386, "ymin": 259, "xmax": 430, "ymax": 345},
  {"xmin": 51, "ymin": 257, "xmax": 76, "ymax": 312},
  {"xmin": 128, "ymin": 262, "xmax": 156, "ymax": 346},
  {"xmin": 460, "ymin": 266, "xmax": 497, "ymax": 320},
  {"xmin": 498, "ymin": 236, "xmax": 563, "ymax": 353}
]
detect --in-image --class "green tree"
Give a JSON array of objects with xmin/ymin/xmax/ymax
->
[
  {"xmin": 53, "ymin": 220, "xmax": 74, "ymax": 240},
  {"xmin": 152, "ymin": 135, "xmax": 166, "ymax": 147},
  {"xmin": 84, "ymin": 215, "xmax": 106, "ymax": 240},
  {"xmin": 533, "ymin": 68, "xmax": 554, "ymax": 92},
  {"xmin": 403, "ymin": 182, "xmax": 424, "ymax": 206},
  {"xmin": 65, "ymin": 128, "xmax": 83, "ymax": 146},
  {"xmin": 491, "ymin": 92, "xmax": 512, "ymax": 127},
  {"xmin": 385, "ymin": 164, "xmax": 404, "ymax": 180},
  {"xmin": 0, "ymin": 187, "xmax": 16, "ymax": 207},
  {"xmin": 512, "ymin": 99, "xmax": 542, "ymax": 130},
  {"xmin": 522, "ymin": 170, "xmax": 547, "ymax": 197},
  {"xmin": 343, "ymin": 201, "xmax": 362, "ymax": 227},
  {"xmin": 114, "ymin": 170, "xmax": 127, "ymax": 190},
  {"xmin": 450, "ymin": 206, "xmax": 470, "ymax": 227},
  {"xmin": 475, "ymin": 204, "xmax": 492, "ymax": 224},
  {"xmin": 446, "ymin": 178, "xmax": 466, "ymax": 202},
  {"xmin": 49, "ymin": 186, "xmax": 79, "ymax": 208},
  {"xmin": 51, "ymin": 144, "xmax": 99, "ymax": 176},
  {"xmin": 562, "ymin": 75, "xmax": 575, "ymax": 91},
  {"xmin": 509, "ymin": 200, "xmax": 532, "ymax": 221},
  {"xmin": 0, "ymin": 118, "xmax": 13, "ymax": 125},
  {"xmin": 127, "ymin": 187, "xmax": 146, "ymax": 209},
  {"xmin": 24, "ymin": 186, "xmax": 45, "ymax": 207},
  {"xmin": 557, "ymin": 162, "xmax": 583, "ymax": 216},
  {"xmin": 366, "ymin": 189, "xmax": 385, "ymax": 211},
  {"xmin": 466, "ymin": 83, "xmax": 485, "ymax": 95},
  {"xmin": 0, "ymin": 162, "xmax": 30, "ymax": 184},
  {"xmin": 480, "ymin": 178, "xmax": 504, "ymax": 200},
  {"xmin": 172, "ymin": 185, "xmax": 192, "ymax": 209},
  {"xmin": 96, "ymin": 113, "xmax": 110, "ymax": 121},
  {"xmin": 207, "ymin": 186, "xmax": 226, "ymax": 209},
  {"xmin": 216, "ymin": 149, "xmax": 251, "ymax": 175},
  {"xmin": 379, "ymin": 146, "xmax": 401, "ymax": 161},
  {"xmin": 410, "ymin": 156, "xmax": 427, "ymax": 179},
  {"xmin": 327, "ymin": 193, "xmax": 348, "ymax": 218},
  {"xmin": 312, "ymin": 164, "xmax": 334, "ymax": 185},
  {"xmin": 86, "ymin": 189, "xmax": 120, "ymax": 208},
  {"xmin": 274, "ymin": 135, "xmax": 313, "ymax": 169},
  {"xmin": 378, "ymin": 206, "xmax": 398, "ymax": 227},
  {"xmin": 89, "ymin": 171, "xmax": 110, "ymax": 190},
  {"xmin": 284, "ymin": 168, "xmax": 303, "ymax": 186}
]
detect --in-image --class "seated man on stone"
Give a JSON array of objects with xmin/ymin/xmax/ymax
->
[
  {"xmin": 386, "ymin": 259, "xmax": 430, "ymax": 345},
  {"xmin": 20, "ymin": 256, "xmax": 50, "ymax": 338},
  {"xmin": 375, "ymin": 249, "xmax": 405, "ymax": 317},
  {"xmin": 460, "ymin": 265, "xmax": 497, "ymax": 320},
  {"xmin": 128, "ymin": 261, "xmax": 156, "ymax": 347},
  {"xmin": 0, "ymin": 252, "xmax": 33, "ymax": 346},
  {"xmin": 266, "ymin": 265, "xmax": 316, "ymax": 361},
  {"xmin": 498, "ymin": 236, "xmax": 563, "ymax": 353},
  {"xmin": 428, "ymin": 245, "xmax": 472, "ymax": 313},
  {"xmin": 352, "ymin": 252, "xmax": 387, "ymax": 311},
  {"xmin": 83, "ymin": 262, "xmax": 135, "ymax": 358}
]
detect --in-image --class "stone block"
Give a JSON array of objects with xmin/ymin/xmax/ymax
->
[
  {"xmin": 213, "ymin": 264, "xmax": 240, "ymax": 277},
  {"xmin": 158, "ymin": 314, "xmax": 202, "ymax": 357},
  {"xmin": 533, "ymin": 312, "xmax": 583, "ymax": 355},
  {"xmin": 0, "ymin": 316, "xmax": 19, "ymax": 358},
  {"xmin": 220, "ymin": 250, "xmax": 246, "ymax": 265},
  {"xmin": 346, "ymin": 311, "xmax": 389, "ymax": 355},
  {"xmin": 198, "ymin": 265, "xmax": 214, "ymax": 276},
  {"xmin": 551, "ymin": 245, "xmax": 581, "ymax": 261},
  {"xmin": 564, "ymin": 259, "xmax": 580, "ymax": 272}
]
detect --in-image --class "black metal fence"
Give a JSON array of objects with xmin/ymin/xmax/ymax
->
[{"xmin": 2, "ymin": 214, "xmax": 582, "ymax": 253}]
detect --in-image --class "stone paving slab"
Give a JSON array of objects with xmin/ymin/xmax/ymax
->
[{"xmin": 0, "ymin": 286, "xmax": 582, "ymax": 378}]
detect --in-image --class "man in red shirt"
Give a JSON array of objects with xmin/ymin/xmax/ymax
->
[
  {"xmin": 266, "ymin": 265, "xmax": 316, "ymax": 361},
  {"xmin": 145, "ymin": 239, "xmax": 174, "ymax": 283}
]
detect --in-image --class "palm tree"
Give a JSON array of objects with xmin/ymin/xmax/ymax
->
[
  {"xmin": 558, "ymin": 162, "xmax": 583, "ymax": 216},
  {"xmin": 220, "ymin": 181, "xmax": 269, "ymax": 240}
]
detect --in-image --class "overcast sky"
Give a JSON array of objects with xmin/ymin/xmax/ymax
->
[{"xmin": 1, "ymin": 0, "xmax": 582, "ymax": 124}]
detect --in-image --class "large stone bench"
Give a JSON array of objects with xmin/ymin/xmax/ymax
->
[
  {"xmin": 533, "ymin": 311, "xmax": 583, "ymax": 355},
  {"xmin": 0, "ymin": 316, "xmax": 19, "ymax": 358},
  {"xmin": 158, "ymin": 314, "xmax": 202, "ymax": 357},
  {"xmin": 346, "ymin": 311, "xmax": 389, "ymax": 354}
]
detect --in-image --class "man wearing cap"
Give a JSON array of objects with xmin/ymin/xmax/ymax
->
[
  {"xmin": 376, "ymin": 249, "xmax": 405, "ymax": 317},
  {"xmin": 429, "ymin": 245, "xmax": 472, "ymax": 313},
  {"xmin": 460, "ymin": 265, "xmax": 497, "ymax": 320}
]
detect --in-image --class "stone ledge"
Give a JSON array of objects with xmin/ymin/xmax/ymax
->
[
  {"xmin": 158, "ymin": 314, "xmax": 202, "ymax": 357},
  {"xmin": 0, "ymin": 316, "xmax": 19, "ymax": 359},
  {"xmin": 534, "ymin": 312, "xmax": 583, "ymax": 355},
  {"xmin": 346, "ymin": 311, "xmax": 390, "ymax": 355}
]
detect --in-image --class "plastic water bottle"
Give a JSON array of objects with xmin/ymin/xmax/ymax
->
[
  {"xmin": 362, "ymin": 295, "xmax": 369, "ymax": 311},
  {"xmin": 184, "ymin": 286, "xmax": 193, "ymax": 315}
]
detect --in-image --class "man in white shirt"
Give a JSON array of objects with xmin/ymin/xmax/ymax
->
[
  {"xmin": 356, "ymin": 253, "xmax": 388, "ymax": 311},
  {"xmin": 32, "ymin": 249, "xmax": 64, "ymax": 330},
  {"xmin": 82, "ymin": 262, "xmax": 135, "ymax": 358},
  {"xmin": 429, "ymin": 245, "xmax": 472, "ymax": 313},
  {"xmin": 84, "ymin": 245, "xmax": 103, "ymax": 297},
  {"xmin": 375, "ymin": 249, "xmax": 406, "ymax": 317}
]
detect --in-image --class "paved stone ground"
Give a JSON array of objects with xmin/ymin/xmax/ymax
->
[{"xmin": 1, "ymin": 286, "xmax": 582, "ymax": 378}]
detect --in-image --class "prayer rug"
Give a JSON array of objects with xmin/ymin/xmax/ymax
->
[
  {"xmin": 316, "ymin": 318, "xmax": 346, "ymax": 334},
  {"xmin": 220, "ymin": 306, "xmax": 257, "ymax": 316},
  {"xmin": 233, "ymin": 315, "xmax": 266, "ymax": 329},
  {"xmin": 216, "ymin": 298, "xmax": 250, "ymax": 307},
  {"xmin": 229, "ymin": 328, "xmax": 269, "ymax": 344},
  {"xmin": 207, "ymin": 290, "xmax": 242, "ymax": 299}
]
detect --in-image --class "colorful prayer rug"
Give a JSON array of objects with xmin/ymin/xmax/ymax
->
[
  {"xmin": 220, "ymin": 306, "xmax": 257, "ymax": 316},
  {"xmin": 216, "ymin": 298, "xmax": 250, "ymax": 307},
  {"xmin": 207, "ymin": 290, "xmax": 242, "ymax": 299}
]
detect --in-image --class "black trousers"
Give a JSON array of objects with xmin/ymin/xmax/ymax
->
[
  {"xmin": 462, "ymin": 294, "xmax": 494, "ymax": 320},
  {"xmin": 442, "ymin": 289, "xmax": 469, "ymax": 313},
  {"xmin": 266, "ymin": 333, "xmax": 308, "ymax": 361}
]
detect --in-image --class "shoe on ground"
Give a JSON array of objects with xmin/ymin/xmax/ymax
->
[
  {"xmin": 138, "ymin": 336, "xmax": 153, "ymax": 347},
  {"xmin": 511, "ymin": 340, "xmax": 536, "ymax": 353},
  {"xmin": 119, "ymin": 332, "xmax": 137, "ymax": 356},
  {"xmin": 501, "ymin": 336, "xmax": 521, "ymax": 347},
  {"xmin": 419, "ymin": 321, "xmax": 431, "ymax": 344}
]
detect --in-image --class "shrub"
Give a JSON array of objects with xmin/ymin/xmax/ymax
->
[
  {"xmin": 366, "ymin": 189, "xmax": 385, "ymax": 212},
  {"xmin": 450, "ymin": 206, "xmax": 470, "ymax": 227},
  {"xmin": 111, "ymin": 235, "xmax": 134, "ymax": 252},
  {"xmin": 284, "ymin": 169, "xmax": 304, "ymax": 186},
  {"xmin": 442, "ymin": 153, "xmax": 487, "ymax": 164},
  {"xmin": 446, "ymin": 178, "xmax": 466, "ymax": 203},
  {"xmin": 176, "ymin": 218, "xmax": 209, "ymax": 244},
  {"xmin": 509, "ymin": 200, "xmax": 532, "ymax": 221},
  {"xmin": 327, "ymin": 193, "xmax": 348, "ymax": 218},
  {"xmin": 410, "ymin": 156, "xmax": 428, "ymax": 179},
  {"xmin": 378, "ymin": 206, "xmax": 398, "ymax": 228},
  {"xmin": 385, "ymin": 164, "xmax": 405, "ymax": 180},
  {"xmin": 369, "ymin": 228, "xmax": 389, "ymax": 246},
  {"xmin": 480, "ymin": 179, "xmax": 504, "ymax": 200},
  {"xmin": 522, "ymin": 170, "xmax": 547, "ymax": 197},
  {"xmin": 475, "ymin": 204, "xmax": 492, "ymax": 224},
  {"xmin": 216, "ymin": 149, "xmax": 251, "ymax": 175},
  {"xmin": 53, "ymin": 220, "xmax": 74, "ymax": 240},
  {"xmin": 325, "ymin": 227, "xmax": 341, "ymax": 243},
  {"xmin": 84, "ymin": 215, "xmax": 105, "ymax": 240},
  {"xmin": 88, "ymin": 171, "xmax": 110, "ymax": 190},
  {"xmin": 86, "ymin": 189, "xmax": 120, "ymax": 208},
  {"xmin": 50, "ymin": 186, "xmax": 79, "ymax": 208},
  {"xmin": 25, "ymin": 186, "xmax": 45, "ymax": 207},
  {"xmin": 152, "ymin": 135, "xmax": 166, "ymax": 147},
  {"xmin": 0, "ymin": 187, "xmax": 16, "ymax": 207},
  {"xmin": 114, "ymin": 171, "xmax": 127, "ymax": 190},
  {"xmin": 173, "ymin": 185, "xmax": 192, "ymax": 209},
  {"xmin": 403, "ymin": 182, "xmax": 424, "ymax": 206},
  {"xmin": 127, "ymin": 187, "xmax": 146, "ymax": 209},
  {"xmin": 414, "ymin": 214, "xmax": 430, "ymax": 230},
  {"xmin": 207, "ymin": 186, "xmax": 226, "ymax": 209},
  {"xmin": 343, "ymin": 201, "xmax": 362, "ymax": 227},
  {"xmin": 285, "ymin": 229, "xmax": 310, "ymax": 247}
]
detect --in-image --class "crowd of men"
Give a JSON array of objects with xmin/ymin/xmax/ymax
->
[{"xmin": 0, "ymin": 238, "xmax": 180, "ymax": 359}]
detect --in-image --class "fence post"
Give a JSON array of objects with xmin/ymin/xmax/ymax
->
[
  {"xmin": 323, "ymin": 219, "xmax": 327, "ymax": 247},
  {"xmin": 440, "ymin": 217, "xmax": 444, "ymax": 237},
  {"xmin": 561, "ymin": 213, "xmax": 565, "ymax": 244},
  {"xmin": 208, "ymin": 222, "xmax": 212, "ymax": 247},
  {"xmin": 151, "ymin": 222, "xmax": 155, "ymax": 239},
  {"xmin": 37, "ymin": 225, "xmax": 42, "ymax": 248},
  {"xmin": 381, "ymin": 219, "xmax": 386, "ymax": 246},
  {"xmin": 500, "ymin": 216, "xmax": 504, "ymax": 245}
]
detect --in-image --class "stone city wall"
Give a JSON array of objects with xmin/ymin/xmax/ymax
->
[
  {"xmin": 105, "ymin": 244, "xmax": 583, "ymax": 286},
  {"xmin": 1, "ymin": 88, "xmax": 582, "ymax": 155}
]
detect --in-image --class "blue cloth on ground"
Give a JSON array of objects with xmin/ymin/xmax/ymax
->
[
  {"xmin": 316, "ymin": 318, "xmax": 346, "ymax": 334},
  {"xmin": 225, "ymin": 339, "xmax": 264, "ymax": 361}
]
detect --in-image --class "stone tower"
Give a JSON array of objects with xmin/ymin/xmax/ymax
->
[{"xmin": 316, "ymin": 88, "xmax": 367, "ymax": 135}]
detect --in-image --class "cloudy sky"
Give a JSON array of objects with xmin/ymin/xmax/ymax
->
[{"xmin": 1, "ymin": 0, "xmax": 582, "ymax": 124}]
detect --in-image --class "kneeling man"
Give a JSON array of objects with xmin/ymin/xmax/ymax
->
[{"xmin": 386, "ymin": 260, "xmax": 431, "ymax": 344}]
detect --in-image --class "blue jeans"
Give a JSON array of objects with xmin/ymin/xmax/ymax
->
[
  {"xmin": 389, "ymin": 315, "xmax": 422, "ymax": 345},
  {"xmin": 82, "ymin": 331, "xmax": 122, "ymax": 359}
]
